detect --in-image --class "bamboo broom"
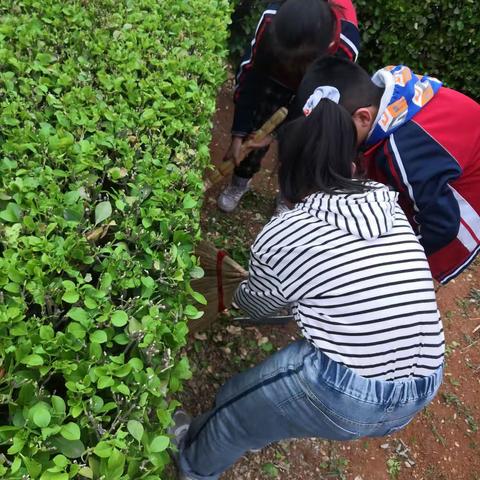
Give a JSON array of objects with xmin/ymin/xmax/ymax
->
[
  {"xmin": 203, "ymin": 106, "xmax": 288, "ymax": 191},
  {"xmin": 189, "ymin": 240, "xmax": 247, "ymax": 333},
  {"xmin": 189, "ymin": 108, "xmax": 288, "ymax": 332}
]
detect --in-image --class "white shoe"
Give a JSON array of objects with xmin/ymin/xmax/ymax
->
[{"xmin": 217, "ymin": 175, "xmax": 251, "ymax": 213}]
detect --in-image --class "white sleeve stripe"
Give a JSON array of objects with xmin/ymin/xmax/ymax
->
[
  {"xmin": 390, "ymin": 134, "xmax": 419, "ymax": 212},
  {"xmin": 236, "ymin": 9, "xmax": 278, "ymax": 82},
  {"xmin": 450, "ymin": 186, "xmax": 480, "ymax": 243},
  {"xmin": 339, "ymin": 33, "xmax": 359, "ymax": 60},
  {"xmin": 457, "ymin": 222, "xmax": 477, "ymax": 251},
  {"xmin": 440, "ymin": 243, "xmax": 480, "ymax": 283}
]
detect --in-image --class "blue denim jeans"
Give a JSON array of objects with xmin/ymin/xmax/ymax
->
[{"xmin": 179, "ymin": 340, "xmax": 443, "ymax": 480}]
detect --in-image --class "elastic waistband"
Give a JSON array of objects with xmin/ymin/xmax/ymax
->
[{"xmin": 301, "ymin": 342, "xmax": 443, "ymax": 406}]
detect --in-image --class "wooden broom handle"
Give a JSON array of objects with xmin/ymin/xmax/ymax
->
[
  {"xmin": 239, "ymin": 106, "xmax": 289, "ymax": 157},
  {"xmin": 205, "ymin": 107, "xmax": 288, "ymax": 190}
]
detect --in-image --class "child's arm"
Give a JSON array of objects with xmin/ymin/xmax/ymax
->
[
  {"xmin": 233, "ymin": 248, "xmax": 289, "ymax": 320},
  {"xmin": 333, "ymin": 0, "xmax": 360, "ymax": 62},
  {"xmin": 232, "ymin": 6, "xmax": 279, "ymax": 137},
  {"xmin": 377, "ymin": 123, "xmax": 462, "ymax": 258}
]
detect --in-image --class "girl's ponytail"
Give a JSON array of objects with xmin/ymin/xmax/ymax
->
[{"xmin": 278, "ymin": 99, "xmax": 368, "ymax": 203}]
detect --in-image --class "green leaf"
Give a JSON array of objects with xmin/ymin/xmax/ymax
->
[
  {"xmin": 189, "ymin": 266, "xmax": 204, "ymax": 279},
  {"xmin": 0, "ymin": 202, "xmax": 22, "ymax": 222},
  {"xmin": 42, "ymin": 425, "xmax": 62, "ymax": 439},
  {"xmin": 93, "ymin": 441, "xmax": 113, "ymax": 458},
  {"xmin": 67, "ymin": 307, "xmax": 88, "ymax": 323},
  {"xmin": 32, "ymin": 404, "xmax": 51, "ymax": 428},
  {"xmin": 97, "ymin": 376, "xmax": 114, "ymax": 389},
  {"xmin": 7, "ymin": 436, "xmax": 25, "ymax": 454},
  {"xmin": 71, "ymin": 405, "xmax": 83, "ymax": 418},
  {"xmin": 40, "ymin": 325, "xmax": 55, "ymax": 340},
  {"xmin": 149, "ymin": 435, "xmax": 170, "ymax": 453},
  {"xmin": 111, "ymin": 310, "xmax": 128, "ymax": 327},
  {"xmin": 60, "ymin": 422, "xmax": 81, "ymax": 441},
  {"xmin": 128, "ymin": 357, "xmax": 143, "ymax": 371},
  {"xmin": 53, "ymin": 454, "xmax": 68, "ymax": 468},
  {"xmin": 67, "ymin": 322, "xmax": 86, "ymax": 339},
  {"xmin": 62, "ymin": 280, "xmax": 76, "ymax": 290},
  {"xmin": 84, "ymin": 297, "xmax": 98, "ymax": 309},
  {"xmin": 51, "ymin": 395, "xmax": 66, "ymax": 415},
  {"xmin": 95, "ymin": 201, "xmax": 112, "ymax": 225},
  {"xmin": 22, "ymin": 455, "xmax": 42, "ymax": 478},
  {"xmin": 191, "ymin": 290, "xmax": 207, "ymax": 305},
  {"xmin": 50, "ymin": 436, "xmax": 85, "ymax": 459},
  {"xmin": 260, "ymin": 341, "xmax": 274, "ymax": 353},
  {"xmin": 127, "ymin": 420, "xmax": 144, "ymax": 441},
  {"xmin": 116, "ymin": 383, "xmax": 130, "ymax": 395},
  {"xmin": 78, "ymin": 467, "xmax": 93, "ymax": 479},
  {"xmin": 90, "ymin": 330, "xmax": 108, "ymax": 343},
  {"xmin": 182, "ymin": 194, "xmax": 196, "ymax": 209},
  {"xmin": 62, "ymin": 290, "xmax": 79, "ymax": 304},
  {"xmin": 21, "ymin": 354, "xmax": 44, "ymax": 366},
  {"xmin": 11, "ymin": 456, "xmax": 21, "ymax": 473},
  {"xmin": 173, "ymin": 357, "xmax": 192, "ymax": 380},
  {"xmin": 128, "ymin": 318, "xmax": 143, "ymax": 334},
  {"xmin": 4, "ymin": 282, "xmax": 20, "ymax": 293},
  {"xmin": 39, "ymin": 472, "xmax": 68, "ymax": 480},
  {"xmin": 107, "ymin": 449, "xmax": 126, "ymax": 478},
  {"xmin": 262, "ymin": 462, "xmax": 279, "ymax": 478},
  {"xmin": 141, "ymin": 108, "xmax": 155, "ymax": 121},
  {"xmin": 184, "ymin": 304, "xmax": 203, "ymax": 319}
]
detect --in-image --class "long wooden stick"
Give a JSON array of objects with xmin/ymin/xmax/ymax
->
[{"xmin": 204, "ymin": 107, "xmax": 288, "ymax": 191}]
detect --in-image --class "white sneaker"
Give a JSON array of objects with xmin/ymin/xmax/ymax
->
[{"xmin": 217, "ymin": 175, "xmax": 251, "ymax": 213}]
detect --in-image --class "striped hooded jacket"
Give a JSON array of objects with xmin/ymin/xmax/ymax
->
[
  {"xmin": 363, "ymin": 66, "xmax": 480, "ymax": 283},
  {"xmin": 232, "ymin": 0, "xmax": 360, "ymax": 136},
  {"xmin": 234, "ymin": 183, "xmax": 444, "ymax": 381}
]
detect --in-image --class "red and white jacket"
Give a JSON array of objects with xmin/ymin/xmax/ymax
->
[{"xmin": 363, "ymin": 68, "xmax": 480, "ymax": 283}]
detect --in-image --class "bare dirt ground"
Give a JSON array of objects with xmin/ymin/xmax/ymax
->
[{"xmin": 178, "ymin": 82, "xmax": 480, "ymax": 480}]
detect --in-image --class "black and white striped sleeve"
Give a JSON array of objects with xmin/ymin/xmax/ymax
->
[{"xmin": 233, "ymin": 248, "xmax": 288, "ymax": 320}]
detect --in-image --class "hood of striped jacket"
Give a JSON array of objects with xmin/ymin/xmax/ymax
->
[
  {"xmin": 366, "ymin": 65, "xmax": 442, "ymax": 146},
  {"xmin": 299, "ymin": 183, "xmax": 399, "ymax": 240}
]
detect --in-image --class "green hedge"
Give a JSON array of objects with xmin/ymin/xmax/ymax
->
[
  {"xmin": 355, "ymin": 0, "xmax": 480, "ymax": 99},
  {"xmin": 229, "ymin": 0, "xmax": 480, "ymax": 99},
  {"xmin": 0, "ymin": 0, "xmax": 229, "ymax": 478}
]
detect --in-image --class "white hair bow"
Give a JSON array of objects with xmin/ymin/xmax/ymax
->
[{"xmin": 303, "ymin": 86, "xmax": 341, "ymax": 116}]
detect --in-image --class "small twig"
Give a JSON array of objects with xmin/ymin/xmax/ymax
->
[
  {"xmin": 54, "ymin": 312, "xmax": 71, "ymax": 330},
  {"xmin": 123, "ymin": 337, "xmax": 140, "ymax": 357},
  {"xmin": 462, "ymin": 339, "xmax": 479, "ymax": 352},
  {"xmin": 108, "ymin": 403, "xmax": 136, "ymax": 434},
  {"xmin": 86, "ymin": 411, "xmax": 106, "ymax": 440},
  {"xmin": 0, "ymin": 454, "xmax": 13, "ymax": 466}
]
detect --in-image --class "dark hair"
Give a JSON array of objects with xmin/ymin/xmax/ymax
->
[
  {"xmin": 290, "ymin": 56, "xmax": 384, "ymax": 117},
  {"xmin": 256, "ymin": 0, "xmax": 337, "ymax": 84},
  {"xmin": 278, "ymin": 99, "xmax": 369, "ymax": 202}
]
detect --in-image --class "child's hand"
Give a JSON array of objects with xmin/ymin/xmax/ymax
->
[
  {"xmin": 222, "ymin": 136, "xmax": 244, "ymax": 166},
  {"xmin": 243, "ymin": 133, "xmax": 275, "ymax": 153},
  {"xmin": 223, "ymin": 134, "xmax": 275, "ymax": 167}
]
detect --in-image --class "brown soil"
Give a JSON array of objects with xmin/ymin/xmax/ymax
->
[{"xmin": 179, "ymin": 82, "xmax": 480, "ymax": 480}]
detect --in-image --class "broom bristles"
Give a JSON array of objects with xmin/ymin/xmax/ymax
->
[{"xmin": 189, "ymin": 240, "xmax": 247, "ymax": 333}]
